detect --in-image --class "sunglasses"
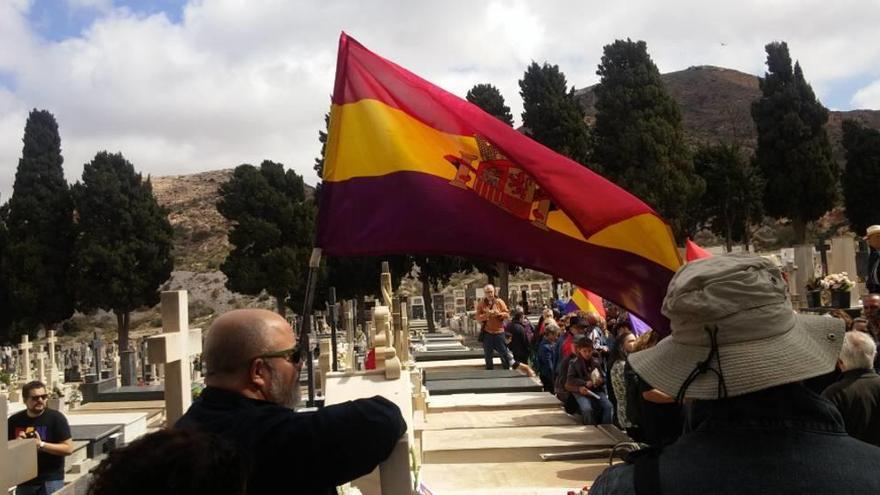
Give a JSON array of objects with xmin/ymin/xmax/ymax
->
[
  {"xmin": 256, "ymin": 344, "xmax": 304, "ymax": 365},
  {"xmin": 29, "ymin": 394, "xmax": 49, "ymax": 401}
]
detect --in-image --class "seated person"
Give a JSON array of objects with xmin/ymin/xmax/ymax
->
[{"xmin": 565, "ymin": 336, "xmax": 613, "ymax": 425}]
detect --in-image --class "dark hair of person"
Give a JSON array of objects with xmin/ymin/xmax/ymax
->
[
  {"xmin": 573, "ymin": 334, "xmax": 593, "ymax": 349},
  {"xmin": 828, "ymin": 309, "xmax": 853, "ymax": 331},
  {"xmin": 610, "ymin": 329, "xmax": 634, "ymax": 363},
  {"xmin": 87, "ymin": 429, "xmax": 248, "ymax": 495},
  {"xmin": 22, "ymin": 380, "xmax": 46, "ymax": 398}
]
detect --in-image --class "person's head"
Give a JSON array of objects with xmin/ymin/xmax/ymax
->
[
  {"xmin": 484, "ymin": 284, "xmax": 496, "ymax": 302},
  {"xmin": 838, "ymin": 331, "xmax": 877, "ymax": 372},
  {"xmin": 511, "ymin": 309, "xmax": 524, "ymax": 322},
  {"xmin": 629, "ymin": 255, "xmax": 844, "ymax": 402},
  {"xmin": 613, "ymin": 329, "xmax": 637, "ymax": 362},
  {"xmin": 866, "ymin": 225, "xmax": 880, "ymax": 250},
  {"xmin": 87, "ymin": 429, "xmax": 248, "ymax": 495},
  {"xmin": 828, "ymin": 309, "xmax": 853, "ymax": 331},
  {"xmin": 544, "ymin": 323, "xmax": 561, "ymax": 343},
  {"xmin": 542, "ymin": 308, "xmax": 553, "ymax": 320},
  {"xmin": 22, "ymin": 380, "xmax": 48, "ymax": 416},
  {"xmin": 853, "ymin": 317, "xmax": 869, "ymax": 333},
  {"xmin": 863, "ymin": 294, "xmax": 880, "ymax": 320},
  {"xmin": 573, "ymin": 334, "xmax": 594, "ymax": 360},
  {"xmin": 568, "ymin": 316, "xmax": 589, "ymax": 335},
  {"xmin": 203, "ymin": 309, "xmax": 302, "ymax": 409}
]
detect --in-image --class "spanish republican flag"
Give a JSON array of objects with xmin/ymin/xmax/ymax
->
[
  {"xmin": 317, "ymin": 33, "xmax": 682, "ymax": 332},
  {"xmin": 563, "ymin": 288, "xmax": 606, "ymax": 319}
]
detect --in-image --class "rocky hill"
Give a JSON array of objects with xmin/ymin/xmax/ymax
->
[{"xmin": 574, "ymin": 65, "xmax": 880, "ymax": 164}]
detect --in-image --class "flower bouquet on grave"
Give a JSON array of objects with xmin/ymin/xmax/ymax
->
[{"xmin": 821, "ymin": 272, "xmax": 854, "ymax": 308}]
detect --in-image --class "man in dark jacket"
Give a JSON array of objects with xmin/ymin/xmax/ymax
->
[
  {"xmin": 176, "ymin": 309, "xmax": 407, "ymax": 495},
  {"xmin": 823, "ymin": 330, "xmax": 880, "ymax": 446},
  {"xmin": 591, "ymin": 255, "xmax": 880, "ymax": 495}
]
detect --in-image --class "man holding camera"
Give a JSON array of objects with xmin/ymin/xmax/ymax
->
[{"xmin": 7, "ymin": 380, "xmax": 73, "ymax": 494}]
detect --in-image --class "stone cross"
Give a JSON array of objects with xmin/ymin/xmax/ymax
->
[
  {"xmin": 147, "ymin": 291, "xmax": 202, "ymax": 426},
  {"xmin": 37, "ymin": 347, "xmax": 45, "ymax": 384},
  {"xmin": 18, "ymin": 335, "xmax": 32, "ymax": 383},
  {"xmin": 1, "ymin": 397, "xmax": 38, "ymax": 492},
  {"xmin": 92, "ymin": 333, "xmax": 104, "ymax": 378},
  {"xmin": 47, "ymin": 331, "xmax": 58, "ymax": 389}
]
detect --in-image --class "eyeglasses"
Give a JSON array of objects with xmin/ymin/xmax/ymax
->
[
  {"xmin": 255, "ymin": 345, "xmax": 304, "ymax": 365},
  {"xmin": 29, "ymin": 394, "xmax": 49, "ymax": 401}
]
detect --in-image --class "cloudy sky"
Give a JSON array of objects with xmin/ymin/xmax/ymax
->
[{"xmin": 1, "ymin": 0, "xmax": 879, "ymax": 199}]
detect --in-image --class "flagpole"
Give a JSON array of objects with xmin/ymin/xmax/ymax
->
[{"xmin": 300, "ymin": 248, "xmax": 322, "ymax": 407}]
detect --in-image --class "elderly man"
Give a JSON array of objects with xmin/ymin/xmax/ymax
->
[
  {"xmin": 866, "ymin": 225, "xmax": 880, "ymax": 293},
  {"xmin": 476, "ymin": 284, "xmax": 511, "ymax": 370},
  {"xmin": 175, "ymin": 309, "xmax": 406, "ymax": 495},
  {"xmin": 591, "ymin": 255, "xmax": 880, "ymax": 494},
  {"xmin": 823, "ymin": 331, "xmax": 880, "ymax": 446},
  {"xmin": 7, "ymin": 380, "xmax": 73, "ymax": 495}
]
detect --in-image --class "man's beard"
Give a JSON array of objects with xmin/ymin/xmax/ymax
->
[{"xmin": 266, "ymin": 364, "xmax": 302, "ymax": 410}]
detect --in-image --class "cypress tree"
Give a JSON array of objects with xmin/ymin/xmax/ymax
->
[
  {"xmin": 218, "ymin": 161, "xmax": 316, "ymax": 315},
  {"xmin": 841, "ymin": 119, "xmax": 880, "ymax": 235},
  {"xmin": 519, "ymin": 62, "xmax": 593, "ymax": 169},
  {"xmin": 693, "ymin": 143, "xmax": 764, "ymax": 251},
  {"xmin": 71, "ymin": 151, "xmax": 174, "ymax": 385},
  {"xmin": 751, "ymin": 41, "xmax": 837, "ymax": 243},
  {"xmin": 3, "ymin": 109, "xmax": 75, "ymax": 334},
  {"xmin": 466, "ymin": 84, "xmax": 514, "ymax": 126},
  {"xmin": 593, "ymin": 39, "xmax": 704, "ymax": 239}
]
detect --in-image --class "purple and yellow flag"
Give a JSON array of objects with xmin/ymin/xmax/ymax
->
[
  {"xmin": 563, "ymin": 288, "xmax": 606, "ymax": 318},
  {"xmin": 316, "ymin": 33, "xmax": 682, "ymax": 332}
]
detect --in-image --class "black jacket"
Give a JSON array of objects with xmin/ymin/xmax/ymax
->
[
  {"xmin": 591, "ymin": 383, "xmax": 880, "ymax": 495},
  {"xmin": 823, "ymin": 368, "xmax": 880, "ymax": 446},
  {"xmin": 175, "ymin": 387, "xmax": 406, "ymax": 495}
]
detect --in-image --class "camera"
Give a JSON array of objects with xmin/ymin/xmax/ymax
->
[{"xmin": 25, "ymin": 431, "xmax": 37, "ymax": 439}]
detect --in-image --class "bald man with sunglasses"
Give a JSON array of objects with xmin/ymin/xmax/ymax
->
[{"xmin": 176, "ymin": 309, "xmax": 406, "ymax": 495}]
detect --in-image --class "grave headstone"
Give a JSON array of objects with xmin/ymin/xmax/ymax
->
[
  {"xmin": 37, "ymin": 347, "xmax": 46, "ymax": 384},
  {"xmin": 18, "ymin": 335, "xmax": 32, "ymax": 384},
  {"xmin": 47, "ymin": 331, "xmax": 58, "ymax": 389},
  {"xmin": 92, "ymin": 333, "xmax": 104, "ymax": 379},
  {"xmin": 147, "ymin": 291, "xmax": 202, "ymax": 426},
  {"xmin": 1, "ymin": 397, "xmax": 39, "ymax": 492}
]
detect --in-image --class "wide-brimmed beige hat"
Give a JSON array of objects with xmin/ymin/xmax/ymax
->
[
  {"xmin": 628, "ymin": 255, "xmax": 844, "ymax": 400},
  {"xmin": 865, "ymin": 225, "xmax": 880, "ymax": 239}
]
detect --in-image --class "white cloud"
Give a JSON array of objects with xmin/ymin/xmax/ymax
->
[
  {"xmin": 1, "ymin": 0, "xmax": 879, "ymax": 199},
  {"xmin": 853, "ymin": 80, "xmax": 880, "ymax": 109}
]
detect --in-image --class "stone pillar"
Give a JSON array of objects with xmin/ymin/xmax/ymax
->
[
  {"xmin": 18, "ymin": 336, "xmax": 32, "ymax": 383},
  {"xmin": 829, "ymin": 235, "xmax": 859, "ymax": 306},
  {"xmin": 36, "ymin": 348, "xmax": 45, "ymax": 384},
  {"xmin": 46, "ymin": 331, "xmax": 58, "ymax": 390},
  {"xmin": 793, "ymin": 244, "xmax": 815, "ymax": 308}
]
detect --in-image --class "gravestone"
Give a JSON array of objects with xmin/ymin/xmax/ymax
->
[
  {"xmin": 1, "ymin": 397, "xmax": 39, "ymax": 492},
  {"xmin": 147, "ymin": 291, "xmax": 203, "ymax": 426},
  {"xmin": 92, "ymin": 333, "xmax": 105, "ymax": 379},
  {"xmin": 47, "ymin": 331, "xmax": 58, "ymax": 389},
  {"xmin": 19, "ymin": 335, "xmax": 32, "ymax": 383},
  {"xmin": 37, "ymin": 347, "xmax": 46, "ymax": 384},
  {"xmin": 793, "ymin": 245, "xmax": 816, "ymax": 307},
  {"xmin": 411, "ymin": 297, "xmax": 426, "ymax": 320}
]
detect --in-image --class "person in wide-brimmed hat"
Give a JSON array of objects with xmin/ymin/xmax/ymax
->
[{"xmin": 590, "ymin": 255, "xmax": 880, "ymax": 495}]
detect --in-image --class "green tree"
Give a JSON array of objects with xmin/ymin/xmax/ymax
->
[
  {"xmin": 3, "ymin": 109, "xmax": 75, "ymax": 335},
  {"xmin": 466, "ymin": 83, "xmax": 521, "ymax": 301},
  {"xmin": 410, "ymin": 255, "xmax": 465, "ymax": 333},
  {"xmin": 519, "ymin": 62, "xmax": 593, "ymax": 169},
  {"xmin": 71, "ymin": 151, "xmax": 173, "ymax": 385},
  {"xmin": 841, "ymin": 119, "xmax": 880, "ymax": 234},
  {"xmin": 313, "ymin": 113, "xmax": 329, "ymax": 199},
  {"xmin": 751, "ymin": 41, "xmax": 837, "ymax": 243},
  {"xmin": 466, "ymin": 84, "xmax": 514, "ymax": 126},
  {"xmin": 218, "ymin": 161, "xmax": 316, "ymax": 315},
  {"xmin": 693, "ymin": 144, "xmax": 764, "ymax": 251},
  {"xmin": 592, "ymin": 39, "xmax": 704, "ymax": 239}
]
